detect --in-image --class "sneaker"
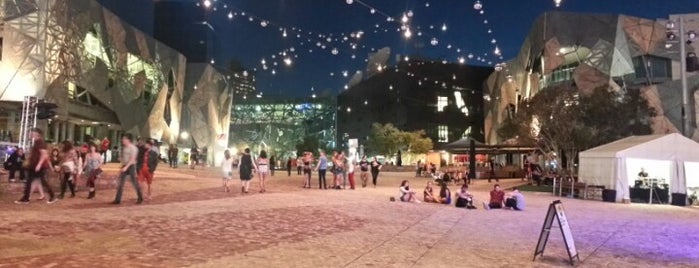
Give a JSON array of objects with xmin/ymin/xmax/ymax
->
[
  {"xmin": 14, "ymin": 200, "xmax": 29, "ymax": 205},
  {"xmin": 482, "ymin": 201, "xmax": 490, "ymax": 210},
  {"xmin": 47, "ymin": 198, "xmax": 58, "ymax": 204}
]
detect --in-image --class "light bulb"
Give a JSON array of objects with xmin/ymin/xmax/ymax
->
[
  {"xmin": 441, "ymin": 23, "xmax": 447, "ymax": 32},
  {"xmin": 404, "ymin": 28, "xmax": 412, "ymax": 38},
  {"xmin": 346, "ymin": 0, "xmax": 353, "ymax": 4},
  {"xmin": 430, "ymin": 38, "xmax": 438, "ymax": 46},
  {"xmin": 203, "ymin": 0, "xmax": 211, "ymax": 8},
  {"xmin": 401, "ymin": 14, "xmax": 409, "ymax": 23},
  {"xmin": 473, "ymin": 0, "xmax": 482, "ymax": 10},
  {"xmin": 227, "ymin": 12, "xmax": 233, "ymax": 19}
]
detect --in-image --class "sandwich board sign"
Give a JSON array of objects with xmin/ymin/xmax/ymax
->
[{"xmin": 533, "ymin": 200, "xmax": 580, "ymax": 265}]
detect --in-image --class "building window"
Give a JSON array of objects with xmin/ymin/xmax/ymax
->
[
  {"xmin": 437, "ymin": 96, "xmax": 448, "ymax": 112},
  {"xmin": 438, "ymin": 125, "xmax": 448, "ymax": 143},
  {"xmin": 633, "ymin": 55, "xmax": 671, "ymax": 80}
]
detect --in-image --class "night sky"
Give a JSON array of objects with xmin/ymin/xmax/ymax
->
[{"xmin": 188, "ymin": 0, "xmax": 698, "ymax": 97}]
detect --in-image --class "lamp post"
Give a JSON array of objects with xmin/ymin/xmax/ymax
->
[{"xmin": 669, "ymin": 15, "xmax": 697, "ymax": 138}]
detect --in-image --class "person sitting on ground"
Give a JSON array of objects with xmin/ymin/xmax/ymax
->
[
  {"xmin": 439, "ymin": 183, "xmax": 452, "ymax": 205},
  {"xmin": 423, "ymin": 181, "xmax": 438, "ymax": 203},
  {"xmin": 399, "ymin": 180, "xmax": 420, "ymax": 203},
  {"xmin": 455, "ymin": 184, "xmax": 476, "ymax": 209},
  {"xmin": 505, "ymin": 187, "xmax": 526, "ymax": 211},
  {"xmin": 483, "ymin": 184, "xmax": 505, "ymax": 210}
]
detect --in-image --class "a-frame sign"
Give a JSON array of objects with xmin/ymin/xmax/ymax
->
[{"xmin": 533, "ymin": 200, "xmax": 580, "ymax": 265}]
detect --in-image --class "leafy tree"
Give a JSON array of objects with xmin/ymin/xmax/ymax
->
[
  {"xmin": 399, "ymin": 130, "xmax": 433, "ymax": 154},
  {"xmin": 295, "ymin": 135, "xmax": 319, "ymax": 157},
  {"xmin": 498, "ymin": 85, "xmax": 655, "ymax": 172},
  {"xmin": 366, "ymin": 123, "xmax": 433, "ymax": 157}
]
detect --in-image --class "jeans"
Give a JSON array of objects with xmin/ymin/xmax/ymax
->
[
  {"xmin": 8, "ymin": 167, "xmax": 25, "ymax": 181},
  {"xmin": 60, "ymin": 172, "xmax": 76, "ymax": 197},
  {"xmin": 318, "ymin": 169, "xmax": 327, "ymax": 189},
  {"xmin": 169, "ymin": 157, "xmax": 177, "ymax": 168},
  {"xmin": 19, "ymin": 169, "xmax": 54, "ymax": 201},
  {"xmin": 113, "ymin": 166, "xmax": 143, "ymax": 203},
  {"xmin": 371, "ymin": 171, "xmax": 379, "ymax": 186},
  {"xmin": 348, "ymin": 172, "xmax": 355, "ymax": 189}
]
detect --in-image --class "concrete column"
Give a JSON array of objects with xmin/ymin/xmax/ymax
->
[
  {"xmin": 67, "ymin": 123, "xmax": 75, "ymax": 142},
  {"xmin": 78, "ymin": 126, "xmax": 85, "ymax": 143},
  {"xmin": 59, "ymin": 122, "xmax": 67, "ymax": 142},
  {"xmin": 53, "ymin": 122, "xmax": 60, "ymax": 143}
]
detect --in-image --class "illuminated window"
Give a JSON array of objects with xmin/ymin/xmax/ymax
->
[
  {"xmin": 437, "ymin": 96, "xmax": 448, "ymax": 112},
  {"xmin": 438, "ymin": 125, "xmax": 448, "ymax": 143}
]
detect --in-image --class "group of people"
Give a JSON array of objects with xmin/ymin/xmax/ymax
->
[
  {"xmin": 285, "ymin": 152, "xmax": 384, "ymax": 190},
  {"xmin": 10, "ymin": 128, "xmax": 159, "ymax": 205},
  {"xmin": 398, "ymin": 180, "xmax": 526, "ymax": 211}
]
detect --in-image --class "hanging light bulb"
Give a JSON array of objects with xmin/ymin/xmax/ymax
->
[
  {"xmin": 458, "ymin": 57, "xmax": 465, "ymax": 64},
  {"xmin": 260, "ymin": 21, "xmax": 268, "ymax": 27},
  {"xmin": 407, "ymin": 10, "xmax": 414, "ymax": 17},
  {"xmin": 554, "ymin": 0, "xmax": 562, "ymax": 7},
  {"xmin": 203, "ymin": 0, "xmax": 211, "ymax": 8},
  {"xmin": 473, "ymin": 0, "xmax": 483, "ymax": 10},
  {"xmin": 441, "ymin": 23, "xmax": 448, "ymax": 32},
  {"xmin": 283, "ymin": 57, "xmax": 292, "ymax": 66},
  {"xmin": 401, "ymin": 13, "xmax": 409, "ymax": 23},
  {"xmin": 342, "ymin": 70, "xmax": 348, "ymax": 77},
  {"xmin": 282, "ymin": 28, "xmax": 287, "ymax": 37},
  {"xmin": 430, "ymin": 38, "xmax": 439, "ymax": 46},
  {"xmin": 468, "ymin": 53, "xmax": 474, "ymax": 59},
  {"xmin": 331, "ymin": 48, "xmax": 339, "ymax": 55},
  {"xmin": 494, "ymin": 46, "xmax": 501, "ymax": 56},
  {"xmin": 404, "ymin": 28, "xmax": 412, "ymax": 39},
  {"xmin": 227, "ymin": 12, "xmax": 234, "ymax": 19},
  {"xmin": 370, "ymin": 8, "xmax": 376, "ymax": 14},
  {"xmin": 491, "ymin": 38, "xmax": 497, "ymax": 44},
  {"xmin": 346, "ymin": 0, "xmax": 353, "ymax": 4}
]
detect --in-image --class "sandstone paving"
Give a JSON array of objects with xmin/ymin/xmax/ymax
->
[{"xmin": 1, "ymin": 164, "xmax": 698, "ymax": 267}]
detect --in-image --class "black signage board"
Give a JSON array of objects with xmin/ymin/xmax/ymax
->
[{"xmin": 533, "ymin": 200, "xmax": 580, "ymax": 265}]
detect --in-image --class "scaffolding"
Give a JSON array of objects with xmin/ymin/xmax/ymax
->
[{"xmin": 18, "ymin": 96, "xmax": 38, "ymax": 150}]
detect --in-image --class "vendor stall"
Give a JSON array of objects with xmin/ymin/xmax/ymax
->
[{"xmin": 578, "ymin": 133, "xmax": 699, "ymax": 205}]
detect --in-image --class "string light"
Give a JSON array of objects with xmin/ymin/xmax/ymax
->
[
  {"xmin": 473, "ymin": 1, "xmax": 483, "ymax": 10},
  {"xmin": 554, "ymin": 0, "xmax": 562, "ymax": 7},
  {"xmin": 203, "ymin": 0, "xmax": 212, "ymax": 8}
]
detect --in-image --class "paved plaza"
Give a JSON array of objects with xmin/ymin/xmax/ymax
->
[{"xmin": 1, "ymin": 164, "xmax": 698, "ymax": 267}]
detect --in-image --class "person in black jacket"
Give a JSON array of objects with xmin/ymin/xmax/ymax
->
[
  {"xmin": 137, "ymin": 140, "xmax": 159, "ymax": 200},
  {"xmin": 5, "ymin": 148, "xmax": 26, "ymax": 182}
]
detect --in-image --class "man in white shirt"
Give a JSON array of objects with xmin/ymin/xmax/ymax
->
[{"xmin": 505, "ymin": 187, "xmax": 526, "ymax": 211}]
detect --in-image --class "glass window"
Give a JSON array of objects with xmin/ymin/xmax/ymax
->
[
  {"xmin": 437, "ymin": 96, "xmax": 448, "ymax": 112},
  {"xmin": 438, "ymin": 125, "xmax": 448, "ymax": 143}
]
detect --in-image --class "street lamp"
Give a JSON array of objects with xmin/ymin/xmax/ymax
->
[{"xmin": 667, "ymin": 16, "xmax": 698, "ymax": 137}]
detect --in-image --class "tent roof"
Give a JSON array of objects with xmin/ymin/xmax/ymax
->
[
  {"xmin": 579, "ymin": 133, "xmax": 699, "ymax": 162},
  {"xmin": 444, "ymin": 138, "xmax": 485, "ymax": 149}
]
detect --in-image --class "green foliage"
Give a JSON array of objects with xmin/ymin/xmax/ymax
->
[
  {"xmin": 366, "ymin": 123, "xmax": 433, "ymax": 156},
  {"xmin": 498, "ymin": 85, "xmax": 655, "ymax": 170},
  {"xmin": 295, "ymin": 135, "xmax": 319, "ymax": 157}
]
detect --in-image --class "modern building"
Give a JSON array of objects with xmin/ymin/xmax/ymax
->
[
  {"xmin": 154, "ymin": 0, "xmax": 216, "ymax": 63},
  {"xmin": 484, "ymin": 11, "xmax": 699, "ymax": 144},
  {"xmin": 0, "ymin": 0, "xmax": 232, "ymax": 165},
  {"xmin": 230, "ymin": 95, "xmax": 336, "ymax": 158},
  {"xmin": 231, "ymin": 70, "xmax": 257, "ymax": 98},
  {"xmin": 337, "ymin": 59, "xmax": 492, "ymax": 150}
]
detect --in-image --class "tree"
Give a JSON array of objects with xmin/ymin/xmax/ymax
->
[
  {"xmin": 295, "ymin": 135, "xmax": 319, "ymax": 156},
  {"xmin": 366, "ymin": 123, "xmax": 401, "ymax": 156},
  {"xmin": 399, "ymin": 130, "xmax": 433, "ymax": 155},
  {"xmin": 366, "ymin": 123, "xmax": 433, "ymax": 156},
  {"xmin": 499, "ymin": 85, "xmax": 655, "ymax": 172}
]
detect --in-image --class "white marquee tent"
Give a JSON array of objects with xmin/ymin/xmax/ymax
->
[{"xmin": 578, "ymin": 133, "xmax": 699, "ymax": 203}]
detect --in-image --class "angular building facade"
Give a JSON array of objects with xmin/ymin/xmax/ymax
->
[
  {"xmin": 230, "ymin": 96, "xmax": 336, "ymax": 158},
  {"xmin": 0, "ymin": 0, "xmax": 232, "ymax": 165},
  {"xmin": 485, "ymin": 11, "xmax": 699, "ymax": 144},
  {"xmin": 338, "ymin": 59, "xmax": 492, "ymax": 150}
]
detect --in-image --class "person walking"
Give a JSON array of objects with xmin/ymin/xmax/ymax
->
[
  {"xmin": 316, "ymin": 151, "xmax": 328, "ymax": 189},
  {"xmin": 137, "ymin": 140, "xmax": 159, "ymax": 200},
  {"xmin": 347, "ymin": 155, "xmax": 356, "ymax": 190},
  {"xmin": 100, "ymin": 137, "xmax": 110, "ymax": 163},
  {"xmin": 358, "ymin": 155, "xmax": 369, "ymax": 188},
  {"xmin": 334, "ymin": 152, "xmax": 346, "ymax": 190},
  {"xmin": 286, "ymin": 157, "xmax": 292, "ymax": 177},
  {"xmin": 189, "ymin": 147, "xmax": 199, "ymax": 169},
  {"xmin": 15, "ymin": 128, "xmax": 57, "ymax": 204},
  {"xmin": 112, "ymin": 134, "xmax": 144, "ymax": 205},
  {"xmin": 257, "ymin": 150, "xmax": 270, "ymax": 193},
  {"xmin": 269, "ymin": 155, "xmax": 276, "ymax": 177},
  {"xmin": 83, "ymin": 144, "xmax": 103, "ymax": 199},
  {"xmin": 370, "ymin": 156, "xmax": 382, "ymax": 188},
  {"xmin": 296, "ymin": 157, "xmax": 303, "ymax": 175},
  {"xmin": 58, "ymin": 141, "xmax": 79, "ymax": 199},
  {"xmin": 238, "ymin": 148, "xmax": 257, "ymax": 194},
  {"xmin": 168, "ymin": 144, "xmax": 178, "ymax": 168},
  {"xmin": 302, "ymin": 152, "xmax": 313, "ymax": 188},
  {"xmin": 221, "ymin": 149, "xmax": 234, "ymax": 192}
]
